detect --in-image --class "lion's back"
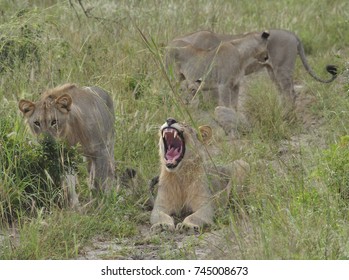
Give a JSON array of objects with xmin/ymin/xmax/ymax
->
[
  {"xmin": 83, "ymin": 86, "xmax": 115, "ymax": 115},
  {"xmin": 71, "ymin": 86, "xmax": 115, "ymax": 147},
  {"xmin": 69, "ymin": 86, "xmax": 115, "ymax": 124}
]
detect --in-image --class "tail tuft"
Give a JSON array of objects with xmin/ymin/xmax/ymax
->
[{"xmin": 326, "ymin": 65, "xmax": 338, "ymax": 76}]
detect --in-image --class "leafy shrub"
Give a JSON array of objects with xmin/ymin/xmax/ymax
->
[
  {"xmin": 0, "ymin": 9, "xmax": 42, "ymax": 74},
  {"xmin": 0, "ymin": 118, "xmax": 80, "ymax": 224}
]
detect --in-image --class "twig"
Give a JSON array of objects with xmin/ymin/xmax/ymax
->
[{"xmin": 69, "ymin": 0, "xmax": 126, "ymax": 33}]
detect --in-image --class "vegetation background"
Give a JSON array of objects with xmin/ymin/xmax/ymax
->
[{"xmin": 0, "ymin": 0, "xmax": 348, "ymax": 259}]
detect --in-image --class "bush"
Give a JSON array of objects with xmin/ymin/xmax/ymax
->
[{"xmin": 0, "ymin": 117, "xmax": 79, "ymax": 224}]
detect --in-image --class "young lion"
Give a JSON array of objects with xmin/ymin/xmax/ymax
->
[
  {"xmin": 19, "ymin": 83, "xmax": 115, "ymax": 207},
  {"xmin": 165, "ymin": 31, "xmax": 270, "ymax": 110},
  {"xmin": 150, "ymin": 118, "xmax": 249, "ymax": 233},
  {"xmin": 170, "ymin": 29, "xmax": 337, "ymax": 104}
]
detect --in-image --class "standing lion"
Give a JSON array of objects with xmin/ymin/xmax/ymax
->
[
  {"xmin": 19, "ymin": 83, "xmax": 115, "ymax": 207},
  {"xmin": 165, "ymin": 31, "xmax": 270, "ymax": 110},
  {"xmin": 168, "ymin": 29, "xmax": 337, "ymax": 105}
]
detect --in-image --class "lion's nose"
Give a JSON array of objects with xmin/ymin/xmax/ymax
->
[{"xmin": 166, "ymin": 118, "xmax": 177, "ymax": 126}]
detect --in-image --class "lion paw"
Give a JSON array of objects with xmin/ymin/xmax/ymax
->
[
  {"xmin": 150, "ymin": 223, "xmax": 175, "ymax": 234},
  {"xmin": 176, "ymin": 222, "xmax": 200, "ymax": 235}
]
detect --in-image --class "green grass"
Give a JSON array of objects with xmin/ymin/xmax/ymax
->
[{"xmin": 0, "ymin": 0, "xmax": 349, "ymax": 259}]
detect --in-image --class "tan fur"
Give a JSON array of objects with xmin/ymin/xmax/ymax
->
[
  {"xmin": 150, "ymin": 119, "xmax": 249, "ymax": 233},
  {"xmin": 19, "ymin": 83, "xmax": 115, "ymax": 207},
  {"xmin": 171, "ymin": 29, "xmax": 337, "ymax": 104},
  {"xmin": 165, "ymin": 31, "xmax": 270, "ymax": 110},
  {"xmin": 214, "ymin": 105, "xmax": 250, "ymax": 138}
]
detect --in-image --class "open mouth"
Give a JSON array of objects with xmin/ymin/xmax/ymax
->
[{"xmin": 161, "ymin": 126, "xmax": 185, "ymax": 169}]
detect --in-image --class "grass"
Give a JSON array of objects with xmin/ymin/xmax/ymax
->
[{"xmin": 0, "ymin": 0, "xmax": 349, "ymax": 259}]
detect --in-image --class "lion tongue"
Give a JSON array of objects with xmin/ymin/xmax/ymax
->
[{"xmin": 166, "ymin": 147, "xmax": 181, "ymax": 161}]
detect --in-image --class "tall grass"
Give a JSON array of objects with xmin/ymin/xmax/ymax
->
[{"xmin": 0, "ymin": 0, "xmax": 348, "ymax": 259}]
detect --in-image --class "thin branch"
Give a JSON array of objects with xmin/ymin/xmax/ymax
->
[
  {"xmin": 69, "ymin": 0, "xmax": 126, "ymax": 33},
  {"xmin": 77, "ymin": 0, "xmax": 125, "ymax": 25}
]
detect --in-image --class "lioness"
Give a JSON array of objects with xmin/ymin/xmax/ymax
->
[
  {"xmin": 150, "ymin": 118, "xmax": 249, "ymax": 233},
  {"xmin": 169, "ymin": 29, "xmax": 337, "ymax": 103},
  {"xmin": 165, "ymin": 31, "xmax": 270, "ymax": 110},
  {"xmin": 19, "ymin": 84, "xmax": 115, "ymax": 207}
]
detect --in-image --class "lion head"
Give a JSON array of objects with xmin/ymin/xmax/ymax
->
[
  {"xmin": 18, "ymin": 84, "xmax": 86, "ymax": 146},
  {"xmin": 159, "ymin": 118, "xmax": 212, "ymax": 171}
]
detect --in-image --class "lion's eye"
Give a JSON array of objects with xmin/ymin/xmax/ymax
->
[
  {"xmin": 34, "ymin": 121, "xmax": 40, "ymax": 127},
  {"xmin": 51, "ymin": 119, "xmax": 57, "ymax": 127}
]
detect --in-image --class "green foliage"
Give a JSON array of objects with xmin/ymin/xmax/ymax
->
[
  {"xmin": 0, "ymin": 116, "xmax": 80, "ymax": 223},
  {"xmin": 316, "ymin": 135, "xmax": 349, "ymax": 200},
  {"xmin": 0, "ymin": 9, "xmax": 41, "ymax": 74},
  {"xmin": 0, "ymin": 0, "xmax": 348, "ymax": 260},
  {"xmin": 0, "ymin": 193, "xmax": 138, "ymax": 259}
]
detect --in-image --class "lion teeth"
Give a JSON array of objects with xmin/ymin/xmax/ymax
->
[{"xmin": 162, "ymin": 128, "xmax": 179, "ymax": 139}]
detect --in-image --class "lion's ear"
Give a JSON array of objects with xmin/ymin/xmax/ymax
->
[
  {"xmin": 19, "ymin": 100, "xmax": 35, "ymax": 117},
  {"xmin": 262, "ymin": 31, "xmax": 270, "ymax": 39},
  {"xmin": 198, "ymin": 125, "xmax": 212, "ymax": 144},
  {"xmin": 55, "ymin": 94, "xmax": 72, "ymax": 113}
]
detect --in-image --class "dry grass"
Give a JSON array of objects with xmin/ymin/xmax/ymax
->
[{"xmin": 0, "ymin": 0, "xmax": 348, "ymax": 259}]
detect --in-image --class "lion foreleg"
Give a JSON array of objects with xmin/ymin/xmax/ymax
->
[
  {"xmin": 218, "ymin": 84, "xmax": 239, "ymax": 110},
  {"xmin": 62, "ymin": 173, "xmax": 79, "ymax": 209},
  {"xmin": 87, "ymin": 159, "xmax": 96, "ymax": 192},
  {"xmin": 89, "ymin": 150, "xmax": 115, "ymax": 193},
  {"xmin": 177, "ymin": 202, "xmax": 214, "ymax": 233},
  {"xmin": 150, "ymin": 207, "xmax": 175, "ymax": 233}
]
